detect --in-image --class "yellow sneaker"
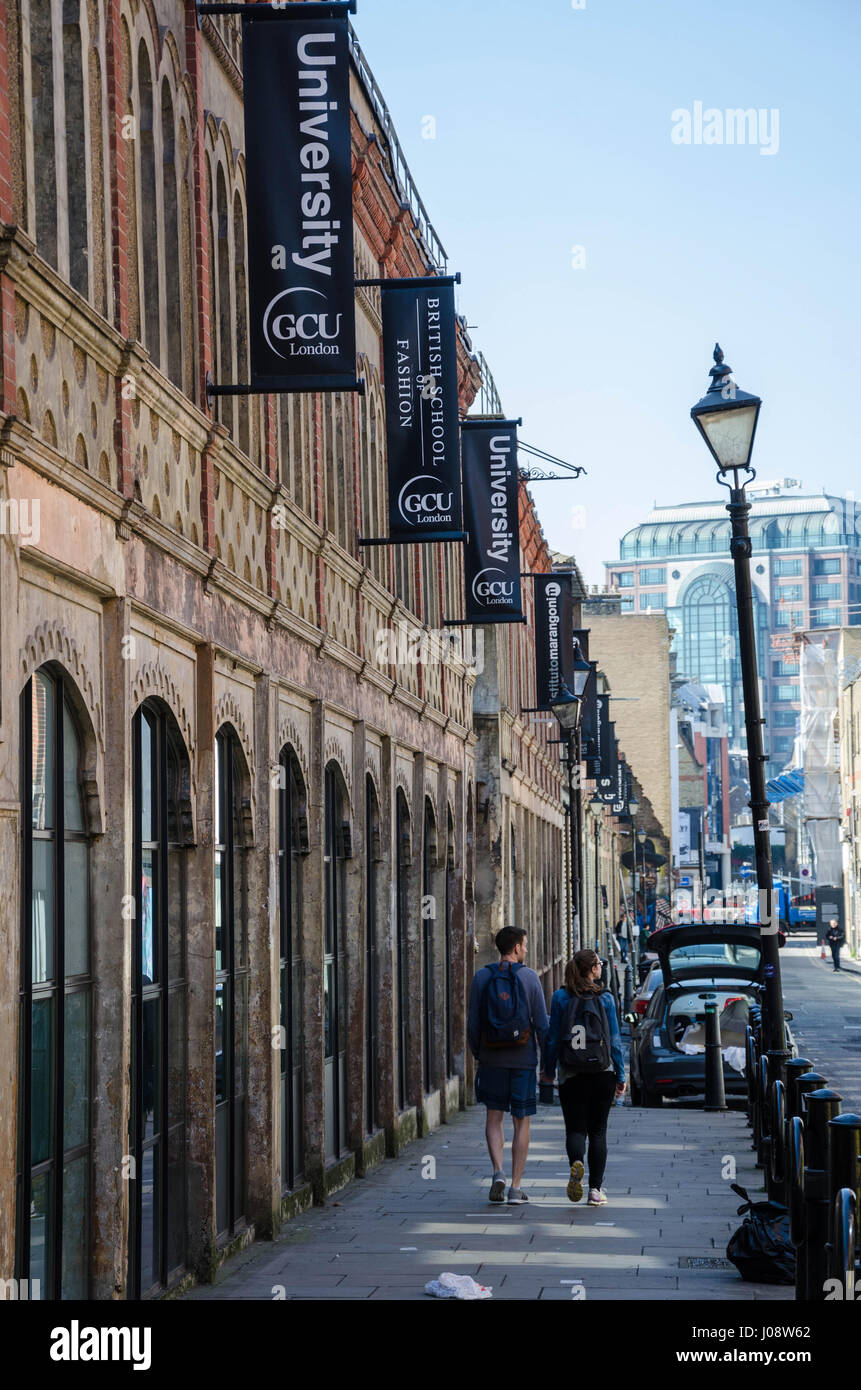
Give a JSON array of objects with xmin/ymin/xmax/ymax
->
[{"xmin": 567, "ymin": 1160, "xmax": 585, "ymax": 1203}]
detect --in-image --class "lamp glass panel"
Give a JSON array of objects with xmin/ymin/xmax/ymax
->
[
  {"xmin": 696, "ymin": 402, "xmax": 758, "ymax": 470},
  {"xmin": 552, "ymin": 700, "xmax": 580, "ymax": 731}
]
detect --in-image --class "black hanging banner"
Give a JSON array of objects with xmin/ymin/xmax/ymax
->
[
  {"xmin": 534, "ymin": 573, "xmax": 576, "ymax": 708},
  {"xmin": 580, "ymin": 664, "xmax": 600, "ymax": 773},
  {"xmin": 462, "ymin": 421, "xmax": 522, "ymax": 623},
  {"xmin": 598, "ymin": 716, "xmax": 618, "ymax": 801},
  {"xmin": 382, "ymin": 282, "xmax": 463, "ymax": 540},
  {"xmin": 242, "ymin": 11, "xmax": 356, "ymax": 391}
]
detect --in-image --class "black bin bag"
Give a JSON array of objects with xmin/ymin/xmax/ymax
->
[{"xmin": 726, "ymin": 1183, "xmax": 796, "ymax": 1284}]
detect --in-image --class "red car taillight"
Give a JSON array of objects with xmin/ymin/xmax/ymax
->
[{"xmin": 635, "ymin": 999, "xmax": 648, "ymax": 1015}]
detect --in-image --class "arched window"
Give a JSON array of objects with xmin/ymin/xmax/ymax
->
[
  {"xmin": 395, "ymin": 789, "xmax": 411, "ymax": 1110},
  {"xmin": 323, "ymin": 763, "xmax": 349, "ymax": 1159},
  {"xmin": 161, "ymin": 80, "xmax": 182, "ymax": 389},
  {"xmin": 31, "ymin": 3, "xmax": 58, "ymax": 268},
  {"xmin": 138, "ymin": 41, "xmax": 160, "ymax": 360},
  {"xmin": 214, "ymin": 727, "xmax": 249, "ymax": 1239},
  {"xmin": 128, "ymin": 700, "xmax": 190, "ymax": 1298},
  {"xmin": 444, "ymin": 808, "xmax": 455, "ymax": 1078},
  {"xmin": 422, "ymin": 547, "xmax": 441, "ymax": 630},
  {"xmin": 63, "ymin": 1, "xmax": 88, "ymax": 298},
  {"xmin": 365, "ymin": 776, "xmax": 381, "ymax": 1135},
  {"xmin": 122, "ymin": 20, "xmax": 140, "ymax": 341},
  {"xmin": 215, "ymin": 164, "xmax": 232, "ymax": 439},
  {"xmin": 278, "ymin": 748, "xmax": 305, "ymax": 1191},
  {"xmin": 422, "ymin": 799, "xmax": 437, "ymax": 1095},
  {"xmin": 233, "ymin": 191, "xmax": 250, "ymax": 456},
  {"xmin": 17, "ymin": 668, "xmax": 91, "ymax": 1299}
]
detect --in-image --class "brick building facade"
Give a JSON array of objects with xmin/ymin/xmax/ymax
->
[{"xmin": 0, "ymin": 0, "xmax": 566, "ymax": 1300}]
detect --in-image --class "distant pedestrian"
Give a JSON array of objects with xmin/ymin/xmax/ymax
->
[
  {"xmin": 543, "ymin": 949, "xmax": 626, "ymax": 1208},
  {"xmin": 826, "ymin": 918, "xmax": 845, "ymax": 972},
  {"xmin": 614, "ymin": 918, "xmax": 628, "ymax": 963},
  {"xmin": 467, "ymin": 926, "xmax": 549, "ymax": 1205}
]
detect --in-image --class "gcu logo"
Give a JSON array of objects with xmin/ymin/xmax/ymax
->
[
  {"xmin": 472, "ymin": 566, "xmax": 514, "ymax": 603},
  {"xmin": 263, "ymin": 286, "xmax": 341, "ymax": 359},
  {"xmin": 397, "ymin": 475, "xmax": 453, "ymax": 524}
]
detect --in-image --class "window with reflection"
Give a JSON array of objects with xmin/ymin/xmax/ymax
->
[
  {"xmin": 128, "ymin": 701, "xmax": 189, "ymax": 1298},
  {"xmin": 323, "ymin": 763, "xmax": 348, "ymax": 1160},
  {"xmin": 278, "ymin": 749, "xmax": 305, "ymax": 1191},
  {"xmin": 214, "ymin": 727, "xmax": 249, "ymax": 1239},
  {"xmin": 395, "ymin": 790, "xmax": 411, "ymax": 1110},
  {"xmin": 365, "ymin": 777, "xmax": 380, "ymax": 1135},
  {"xmin": 422, "ymin": 800, "xmax": 436, "ymax": 1095},
  {"xmin": 445, "ymin": 810, "xmax": 455, "ymax": 1078},
  {"xmin": 17, "ymin": 668, "xmax": 91, "ymax": 1299}
]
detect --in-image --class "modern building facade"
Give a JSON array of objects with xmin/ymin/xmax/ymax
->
[
  {"xmin": 606, "ymin": 481, "xmax": 861, "ymax": 775},
  {"xmin": 0, "ymin": 1, "xmax": 569, "ymax": 1300}
]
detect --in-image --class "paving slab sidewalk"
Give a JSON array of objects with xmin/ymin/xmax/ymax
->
[{"xmin": 180, "ymin": 1097, "xmax": 792, "ymax": 1302}]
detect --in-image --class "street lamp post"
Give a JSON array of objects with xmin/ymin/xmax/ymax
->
[
  {"xmin": 551, "ymin": 643, "xmax": 594, "ymax": 956},
  {"xmin": 636, "ymin": 825, "xmax": 648, "ymax": 940},
  {"xmin": 691, "ymin": 345, "xmax": 787, "ymax": 1062},
  {"xmin": 627, "ymin": 795, "xmax": 640, "ymax": 975}
]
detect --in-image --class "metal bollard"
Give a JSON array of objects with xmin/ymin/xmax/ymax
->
[
  {"xmin": 787, "ymin": 1115, "xmax": 806, "ymax": 1298},
  {"xmin": 703, "ymin": 1001, "xmax": 727, "ymax": 1112},
  {"xmin": 826, "ymin": 1113, "xmax": 861, "ymax": 1294},
  {"xmin": 745, "ymin": 1026, "xmax": 758, "ymax": 1128},
  {"xmin": 801, "ymin": 1088, "xmax": 842, "ymax": 1301},
  {"xmin": 623, "ymin": 961, "xmax": 634, "ymax": 1014},
  {"xmin": 756, "ymin": 1054, "xmax": 770, "ymax": 1169},
  {"xmin": 768, "ymin": 1079, "xmax": 786, "ymax": 1202},
  {"xmin": 792, "ymin": 1071, "xmax": 828, "ymax": 1121},
  {"xmin": 784, "ymin": 1058, "xmax": 813, "ymax": 1117},
  {"xmin": 831, "ymin": 1189, "xmax": 856, "ymax": 1300}
]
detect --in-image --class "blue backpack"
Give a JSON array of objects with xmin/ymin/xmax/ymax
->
[{"xmin": 481, "ymin": 963, "xmax": 531, "ymax": 1049}]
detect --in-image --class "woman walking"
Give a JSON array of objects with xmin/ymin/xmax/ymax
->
[{"xmin": 543, "ymin": 949, "xmax": 626, "ymax": 1207}]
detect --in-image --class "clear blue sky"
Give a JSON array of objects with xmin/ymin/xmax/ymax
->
[{"xmin": 354, "ymin": 0, "xmax": 861, "ymax": 582}]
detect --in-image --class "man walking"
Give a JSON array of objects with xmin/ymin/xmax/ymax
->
[
  {"xmin": 467, "ymin": 926, "xmax": 549, "ymax": 1204},
  {"xmin": 826, "ymin": 918, "xmax": 845, "ymax": 972}
]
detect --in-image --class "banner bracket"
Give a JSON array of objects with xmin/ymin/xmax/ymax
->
[
  {"xmin": 356, "ymin": 274, "xmax": 461, "ymax": 288},
  {"xmin": 206, "ymin": 372, "xmax": 365, "ymax": 405},
  {"xmin": 461, "ymin": 416, "xmax": 522, "ymax": 428},
  {"xmin": 197, "ymin": 2, "xmax": 356, "ymax": 17},
  {"xmin": 358, "ymin": 532, "xmax": 467, "ymax": 548},
  {"xmin": 443, "ymin": 616, "xmax": 527, "ymax": 627}
]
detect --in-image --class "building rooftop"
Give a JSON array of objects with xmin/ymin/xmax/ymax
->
[{"xmin": 610, "ymin": 490, "xmax": 861, "ymax": 562}]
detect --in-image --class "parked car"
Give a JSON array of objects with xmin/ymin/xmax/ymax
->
[
  {"xmin": 631, "ymin": 961, "xmax": 662, "ymax": 1020},
  {"xmin": 628, "ymin": 925, "xmax": 793, "ymax": 1106}
]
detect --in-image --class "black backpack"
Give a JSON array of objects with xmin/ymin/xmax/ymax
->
[
  {"xmin": 560, "ymin": 991, "xmax": 611, "ymax": 1073},
  {"xmin": 480, "ymin": 963, "xmax": 532, "ymax": 1049}
]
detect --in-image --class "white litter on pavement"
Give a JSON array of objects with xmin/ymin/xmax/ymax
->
[{"xmin": 424, "ymin": 1272, "xmax": 492, "ymax": 1300}]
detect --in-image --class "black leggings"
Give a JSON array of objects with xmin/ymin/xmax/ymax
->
[{"xmin": 559, "ymin": 1072, "xmax": 617, "ymax": 1189}]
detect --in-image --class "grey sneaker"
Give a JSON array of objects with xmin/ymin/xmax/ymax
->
[
  {"xmin": 587, "ymin": 1188, "xmax": 607, "ymax": 1206},
  {"xmin": 507, "ymin": 1187, "xmax": 529, "ymax": 1204},
  {"xmin": 489, "ymin": 1176, "xmax": 506, "ymax": 1204}
]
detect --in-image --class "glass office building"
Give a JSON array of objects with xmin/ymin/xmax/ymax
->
[{"xmin": 606, "ymin": 482, "xmax": 861, "ymax": 774}]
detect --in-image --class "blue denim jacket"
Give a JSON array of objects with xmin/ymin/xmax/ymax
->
[{"xmin": 544, "ymin": 987, "xmax": 626, "ymax": 1084}]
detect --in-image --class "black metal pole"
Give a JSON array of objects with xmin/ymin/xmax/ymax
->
[
  {"xmin": 724, "ymin": 473, "xmax": 787, "ymax": 1057},
  {"xmin": 573, "ymin": 729, "xmax": 584, "ymax": 951},
  {"xmin": 703, "ymin": 1000, "xmax": 727, "ymax": 1112},
  {"xmin": 567, "ymin": 734, "xmax": 576, "ymax": 958}
]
